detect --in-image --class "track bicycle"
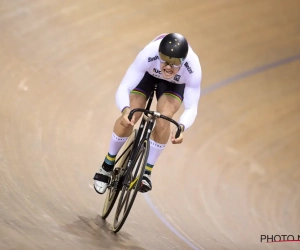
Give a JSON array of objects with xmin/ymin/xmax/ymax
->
[{"xmin": 101, "ymin": 84, "xmax": 182, "ymax": 233}]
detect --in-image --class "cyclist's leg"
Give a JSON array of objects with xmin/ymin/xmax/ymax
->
[
  {"xmin": 140, "ymin": 82, "xmax": 185, "ymax": 192},
  {"xmin": 105, "ymin": 73, "xmax": 157, "ymax": 167},
  {"xmin": 102, "ymin": 92, "xmax": 147, "ymax": 168},
  {"xmin": 94, "ymin": 73, "xmax": 156, "ymax": 194}
]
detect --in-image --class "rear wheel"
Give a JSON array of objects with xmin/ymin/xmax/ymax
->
[
  {"xmin": 101, "ymin": 129, "xmax": 136, "ymax": 219},
  {"xmin": 112, "ymin": 139, "xmax": 150, "ymax": 233}
]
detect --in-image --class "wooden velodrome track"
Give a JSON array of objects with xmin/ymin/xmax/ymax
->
[{"xmin": 0, "ymin": 1, "xmax": 299, "ymax": 249}]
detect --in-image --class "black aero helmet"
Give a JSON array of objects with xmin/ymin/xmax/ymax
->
[{"xmin": 159, "ymin": 33, "xmax": 189, "ymax": 59}]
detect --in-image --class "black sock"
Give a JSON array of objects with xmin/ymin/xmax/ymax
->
[{"xmin": 102, "ymin": 161, "xmax": 114, "ymax": 172}]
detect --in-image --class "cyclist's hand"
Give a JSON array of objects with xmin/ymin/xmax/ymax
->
[
  {"xmin": 171, "ymin": 128, "xmax": 183, "ymax": 144},
  {"xmin": 120, "ymin": 107, "xmax": 135, "ymax": 127}
]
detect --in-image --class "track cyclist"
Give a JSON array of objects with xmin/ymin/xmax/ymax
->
[{"xmin": 93, "ymin": 32, "xmax": 202, "ymax": 194}]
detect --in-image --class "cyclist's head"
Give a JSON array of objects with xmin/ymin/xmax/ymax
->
[{"xmin": 158, "ymin": 33, "xmax": 188, "ymax": 67}]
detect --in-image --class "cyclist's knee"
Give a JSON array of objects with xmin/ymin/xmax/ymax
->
[
  {"xmin": 154, "ymin": 118, "xmax": 170, "ymax": 133},
  {"xmin": 154, "ymin": 96, "xmax": 179, "ymax": 135},
  {"xmin": 157, "ymin": 95, "xmax": 181, "ymax": 117}
]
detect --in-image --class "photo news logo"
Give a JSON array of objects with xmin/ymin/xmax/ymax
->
[{"xmin": 261, "ymin": 235, "xmax": 300, "ymax": 243}]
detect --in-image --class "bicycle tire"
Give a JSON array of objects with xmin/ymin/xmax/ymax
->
[
  {"xmin": 101, "ymin": 129, "xmax": 137, "ymax": 219},
  {"xmin": 112, "ymin": 138, "xmax": 150, "ymax": 232}
]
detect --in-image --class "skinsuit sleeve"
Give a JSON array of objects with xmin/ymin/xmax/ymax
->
[
  {"xmin": 115, "ymin": 48, "xmax": 149, "ymax": 112},
  {"xmin": 179, "ymin": 66, "xmax": 202, "ymax": 130}
]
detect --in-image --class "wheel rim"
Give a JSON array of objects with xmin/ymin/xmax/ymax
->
[
  {"xmin": 101, "ymin": 136, "xmax": 135, "ymax": 218},
  {"xmin": 113, "ymin": 141, "xmax": 147, "ymax": 230}
]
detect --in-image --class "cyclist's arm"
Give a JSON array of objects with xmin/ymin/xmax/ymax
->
[
  {"xmin": 179, "ymin": 70, "xmax": 202, "ymax": 130},
  {"xmin": 115, "ymin": 49, "xmax": 148, "ymax": 113}
]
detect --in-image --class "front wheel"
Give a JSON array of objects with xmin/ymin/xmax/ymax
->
[
  {"xmin": 112, "ymin": 138, "xmax": 150, "ymax": 233},
  {"xmin": 101, "ymin": 129, "xmax": 136, "ymax": 219}
]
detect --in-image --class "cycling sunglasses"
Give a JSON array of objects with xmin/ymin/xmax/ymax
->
[{"xmin": 158, "ymin": 52, "xmax": 184, "ymax": 68}]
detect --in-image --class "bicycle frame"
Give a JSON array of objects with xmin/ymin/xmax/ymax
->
[
  {"xmin": 121, "ymin": 84, "xmax": 182, "ymax": 187},
  {"xmin": 106, "ymin": 84, "xmax": 183, "ymax": 232}
]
